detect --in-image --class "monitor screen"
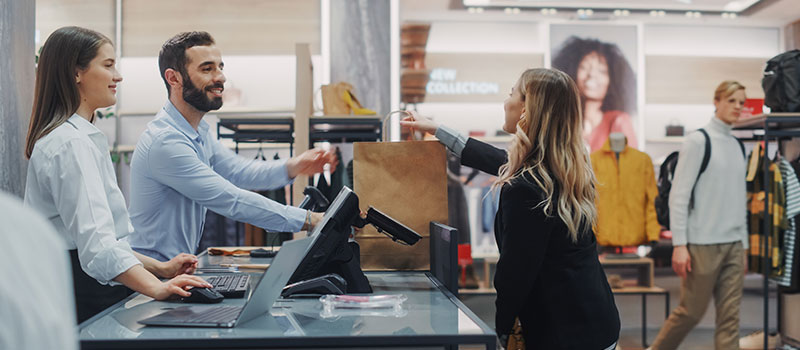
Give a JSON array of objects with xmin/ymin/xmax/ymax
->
[
  {"xmin": 287, "ymin": 186, "xmax": 360, "ymax": 285},
  {"xmin": 429, "ymin": 222, "xmax": 458, "ymax": 295}
]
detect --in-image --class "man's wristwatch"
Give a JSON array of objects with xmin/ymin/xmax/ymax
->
[{"xmin": 303, "ymin": 210, "xmax": 311, "ymax": 231}]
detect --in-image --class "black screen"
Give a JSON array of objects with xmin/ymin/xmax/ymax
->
[{"xmin": 287, "ymin": 186, "xmax": 360, "ymax": 285}]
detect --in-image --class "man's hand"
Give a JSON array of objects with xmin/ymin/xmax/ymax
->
[
  {"xmin": 158, "ymin": 253, "xmax": 198, "ymax": 278},
  {"xmin": 286, "ymin": 148, "xmax": 338, "ymax": 179},
  {"xmin": 672, "ymin": 245, "xmax": 692, "ymax": 279},
  {"xmin": 302, "ymin": 211, "xmax": 324, "ymax": 231}
]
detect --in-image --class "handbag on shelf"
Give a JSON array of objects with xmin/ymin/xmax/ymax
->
[
  {"xmin": 665, "ymin": 119, "xmax": 685, "ymax": 137},
  {"xmin": 321, "ymin": 82, "xmax": 376, "ymax": 116}
]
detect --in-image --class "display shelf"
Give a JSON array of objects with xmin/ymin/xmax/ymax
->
[
  {"xmin": 645, "ymin": 136, "xmax": 685, "ymax": 144},
  {"xmin": 732, "ymin": 112, "xmax": 800, "ymax": 349},
  {"xmin": 217, "ymin": 116, "xmax": 294, "ymax": 144},
  {"xmin": 600, "ymin": 256, "xmax": 655, "ymax": 288},
  {"xmin": 110, "ymin": 141, "xmax": 290, "ymax": 155},
  {"xmin": 310, "ymin": 116, "xmax": 382, "ymax": 143}
]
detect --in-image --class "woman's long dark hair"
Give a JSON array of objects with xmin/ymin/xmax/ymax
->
[
  {"xmin": 551, "ymin": 36, "xmax": 637, "ymax": 116},
  {"xmin": 25, "ymin": 26, "xmax": 111, "ymax": 158}
]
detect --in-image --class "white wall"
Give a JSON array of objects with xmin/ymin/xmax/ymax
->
[
  {"xmin": 117, "ymin": 55, "xmax": 323, "ymax": 115},
  {"xmin": 407, "ymin": 19, "xmax": 782, "ymax": 156}
]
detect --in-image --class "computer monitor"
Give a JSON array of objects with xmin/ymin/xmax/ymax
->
[
  {"xmin": 429, "ymin": 222, "xmax": 458, "ymax": 295},
  {"xmin": 287, "ymin": 186, "xmax": 365, "ymax": 290}
]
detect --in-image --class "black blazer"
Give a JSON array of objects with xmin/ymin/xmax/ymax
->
[{"xmin": 462, "ymin": 138, "xmax": 620, "ymax": 350}]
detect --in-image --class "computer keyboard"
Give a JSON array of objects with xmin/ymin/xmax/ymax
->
[{"xmin": 204, "ymin": 273, "xmax": 250, "ymax": 298}]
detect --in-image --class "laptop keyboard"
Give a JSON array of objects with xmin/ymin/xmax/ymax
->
[
  {"xmin": 204, "ymin": 274, "xmax": 250, "ymax": 298},
  {"xmin": 187, "ymin": 306, "xmax": 241, "ymax": 324}
]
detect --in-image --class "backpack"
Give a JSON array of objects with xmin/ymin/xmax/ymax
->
[
  {"xmin": 655, "ymin": 129, "xmax": 745, "ymax": 229},
  {"xmin": 763, "ymin": 49, "xmax": 800, "ymax": 112}
]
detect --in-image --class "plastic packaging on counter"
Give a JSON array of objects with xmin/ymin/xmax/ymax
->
[{"xmin": 319, "ymin": 294, "xmax": 408, "ymax": 318}]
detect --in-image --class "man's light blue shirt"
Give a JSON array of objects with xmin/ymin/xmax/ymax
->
[{"xmin": 128, "ymin": 102, "xmax": 305, "ymax": 260}]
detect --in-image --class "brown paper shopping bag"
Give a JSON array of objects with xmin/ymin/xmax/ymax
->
[{"xmin": 353, "ymin": 140, "xmax": 448, "ymax": 270}]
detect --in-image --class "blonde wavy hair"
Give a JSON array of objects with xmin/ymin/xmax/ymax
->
[{"xmin": 494, "ymin": 68, "xmax": 597, "ymax": 242}]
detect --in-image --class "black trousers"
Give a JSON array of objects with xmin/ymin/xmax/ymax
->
[{"xmin": 69, "ymin": 250, "xmax": 133, "ymax": 323}]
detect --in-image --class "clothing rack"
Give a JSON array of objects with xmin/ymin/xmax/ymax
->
[{"xmin": 734, "ymin": 113, "xmax": 800, "ymax": 349}]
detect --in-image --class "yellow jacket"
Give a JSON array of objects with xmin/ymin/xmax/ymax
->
[{"xmin": 591, "ymin": 139, "xmax": 661, "ymax": 246}]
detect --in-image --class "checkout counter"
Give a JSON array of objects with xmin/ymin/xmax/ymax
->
[{"xmin": 79, "ymin": 231, "xmax": 496, "ymax": 349}]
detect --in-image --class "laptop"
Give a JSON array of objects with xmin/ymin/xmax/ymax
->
[{"xmin": 139, "ymin": 237, "xmax": 313, "ymax": 328}]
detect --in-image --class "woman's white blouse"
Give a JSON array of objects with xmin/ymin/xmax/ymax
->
[{"xmin": 24, "ymin": 114, "xmax": 140, "ymax": 285}]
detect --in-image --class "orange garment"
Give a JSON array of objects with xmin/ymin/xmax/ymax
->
[
  {"xmin": 587, "ymin": 110, "xmax": 638, "ymax": 152},
  {"xmin": 591, "ymin": 139, "xmax": 660, "ymax": 246}
]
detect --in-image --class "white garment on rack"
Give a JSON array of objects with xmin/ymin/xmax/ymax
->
[{"xmin": 773, "ymin": 159, "xmax": 800, "ymax": 286}]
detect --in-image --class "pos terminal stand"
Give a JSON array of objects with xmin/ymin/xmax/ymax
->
[{"xmin": 281, "ymin": 187, "xmax": 422, "ymax": 297}]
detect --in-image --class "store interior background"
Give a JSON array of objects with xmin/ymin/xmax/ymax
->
[{"xmin": 4, "ymin": 0, "xmax": 800, "ymax": 348}]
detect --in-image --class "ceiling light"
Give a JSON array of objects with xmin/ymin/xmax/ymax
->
[
  {"xmin": 658, "ymin": 10, "xmax": 666, "ymax": 16},
  {"xmin": 650, "ymin": 10, "xmax": 658, "ymax": 17},
  {"xmin": 468, "ymin": 7, "xmax": 476, "ymax": 13},
  {"xmin": 730, "ymin": 12, "xmax": 737, "ymax": 18},
  {"xmin": 722, "ymin": 12, "xmax": 730, "ymax": 18},
  {"xmin": 504, "ymin": 7, "xmax": 513, "ymax": 14},
  {"xmin": 512, "ymin": 8, "xmax": 521, "ymax": 14},
  {"xmin": 577, "ymin": 9, "xmax": 585, "ymax": 16},
  {"xmin": 614, "ymin": 9, "xmax": 621, "ymax": 16},
  {"xmin": 622, "ymin": 9, "xmax": 630, "ymax": 16},
  {"xmin": 549, "ymin": 8, "xmax": 557, "ymax": 15},
  {"xmin": 685, "ymin": 11, "xmax": 693, "ymax": 17},
  {"xmin": 476, "ymin": 7, "xmax": 484, "ymax": 13},
  {"xmin": 586, "ymin": 9, "xmax": 594, "ymax": 16}
]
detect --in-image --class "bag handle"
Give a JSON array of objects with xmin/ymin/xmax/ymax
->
[{"xmin": 382, "ymin": 110, "xmax": 411, "ymax": 142}]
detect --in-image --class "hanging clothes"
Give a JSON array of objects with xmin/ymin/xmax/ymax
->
[
  {"xmin": 446, "ymin": 154, "xmax": 471, "ymax": 244},
  {"xmin": 590, "ymin": 139, "xmax": 660, "ymax": 247},
  {"xmin": 747, "ymin": 144, "xmax": 788, "ymax": 274},
  {"xmin": 771, "ymin": 159, "xmax": 800, "ymax": 286},
  {"xmin": 328, "ymin": 148, "xmax": 346, "ymax": 200},
  {"xmin": 481, "ymin": 186, "xmax": 500, "ymax": 233},
  {"xmin": 262, "ymin": 153, "xmax": 287, "ymax": 205}
]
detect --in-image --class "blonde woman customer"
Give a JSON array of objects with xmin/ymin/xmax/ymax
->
[{"xmin": 401, "ymin": 68, "xmax": 620, "ymax": 349}]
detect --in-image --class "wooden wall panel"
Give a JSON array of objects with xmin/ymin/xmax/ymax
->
[
  {"xmin": 786, "ymin": 19, "xmax": 800, "ymax": 50},
  {"xmin": 36, "ymin": 0, "xmax": 115, "ymax": 46},
  {"xmin": 646, "ymin": 56, "xmax": 767, "ymax": 104},
  {"xmin": 122, "ymin": 0, "xmax": 320, "ymax": 56}
]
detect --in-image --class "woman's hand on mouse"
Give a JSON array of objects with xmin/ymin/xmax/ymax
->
[
  {"xmin": 158, "ymin": 253, "xmax": 199, "ymax": 278},
  {"xmin": 399, "ymin": 111, "xmax": 439, "ymax": 135},
  {"xmin": 154, "ymin": 274, "xmax": 212, "ymax": 300}
]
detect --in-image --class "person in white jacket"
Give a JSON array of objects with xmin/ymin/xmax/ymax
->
[
  {"xmin": 648, "ymin": 80, "xmax": 749, "ymax": 350},
  {"xmin": 0, "ymin": 191, "xmax": 77, "ymax": 350},
  {"xmin": 23, "ymin": 26, "xmax": 211, "ymax": 323}
]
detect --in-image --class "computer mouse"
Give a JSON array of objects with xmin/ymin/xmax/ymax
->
[{"xmin": 182, "ymin": 287, "xmax": 224, "ymax": 304}]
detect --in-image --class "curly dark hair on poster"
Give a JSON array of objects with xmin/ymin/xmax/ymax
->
[{"xmin": 551, "ymin": 36, "xmax": 637, "ymax": 115}]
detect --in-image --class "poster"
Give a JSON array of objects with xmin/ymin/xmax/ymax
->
[{"xmin": 550, "ymin": 24, "xmax": 641, "ymax": 151}]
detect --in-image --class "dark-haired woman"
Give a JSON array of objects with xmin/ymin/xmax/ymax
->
[
  {"xmin": 23, "ymin": 26, "xmax": 211, "ymax": 323},
  {"xmin": 552, "ymin": 36, "xmax": 638, "ymax": 151}
]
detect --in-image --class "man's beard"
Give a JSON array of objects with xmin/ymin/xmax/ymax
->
[{"xmin": 182, "ymin": 74, "xmax": 223, "ymax": 112}]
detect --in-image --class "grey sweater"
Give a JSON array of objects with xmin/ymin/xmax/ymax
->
[{"xmin": 669, "ymin": 117, "xmax": 748, "ymax": 248}]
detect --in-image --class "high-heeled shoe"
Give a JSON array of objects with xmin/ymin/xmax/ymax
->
[{"xmin": 341, "ymin": 86, "xmax": 376, "ymax": 115}]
